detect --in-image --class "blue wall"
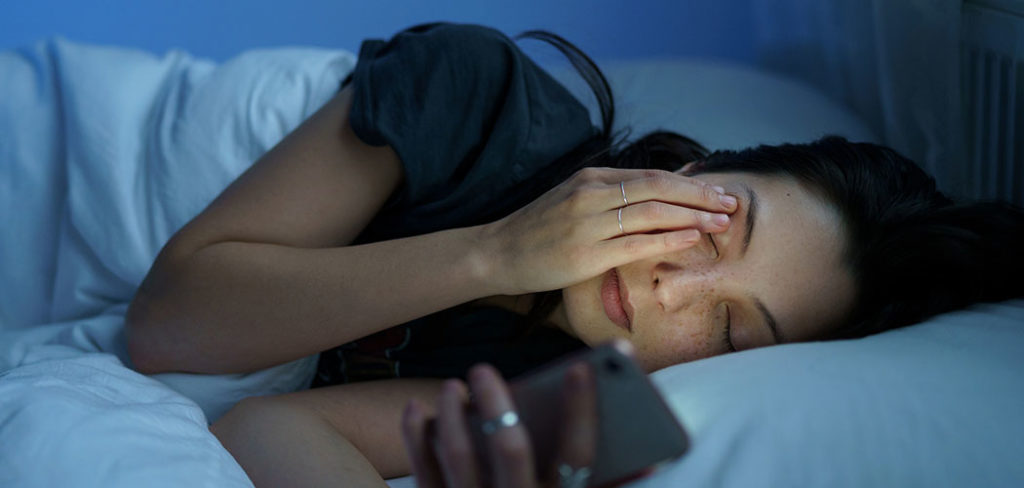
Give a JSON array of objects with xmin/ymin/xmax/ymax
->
[{"xmin": 2, "ymin": 0, "xmax": 756, "ymax": 62}]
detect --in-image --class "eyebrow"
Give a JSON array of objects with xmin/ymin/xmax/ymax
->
[
  {"xmin": 735, "ymin": 184, "xmax": 783, "ymax": 343},
  {"xmin": 738, "ymin": 183, "xmax": 757, "ymax": 258}
]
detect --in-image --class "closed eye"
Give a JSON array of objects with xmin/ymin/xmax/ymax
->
[
  {"xmin": 707, "ymin": 233, "xmax": 720, "ymax": 258},
  {"xmin": 724, "ymin": 305, "xmax": 735, "ymax": 352}
]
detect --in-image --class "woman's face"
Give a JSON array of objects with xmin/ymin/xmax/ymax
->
[{"xmin": 556, "ymin": 169, "xmax": 857, "ymax": 372}]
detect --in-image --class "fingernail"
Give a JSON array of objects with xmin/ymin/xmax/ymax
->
[
  {"xmin": 713, "ymin": 214, "xmax": 730, "ymax": 226},
  {"xmin": 720, "ymin": 195, "xmax": 737, "ymax": 208},
  {"xmin": 713, "ymin": 185, "xmax": 726, "ymax": 194}
]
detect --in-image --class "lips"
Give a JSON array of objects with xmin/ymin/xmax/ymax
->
[{"xmin": 600, "ymin": 269, "xmax": 633, "ymax": 333}]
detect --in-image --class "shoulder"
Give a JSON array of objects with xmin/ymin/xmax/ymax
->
[
  {"xmin": 387, "ymin": 22, "xmax": 517, "ymax": 50},
  {"xmin": 362, "ymin": 23, "xmax": 523, "ymax": 79}
]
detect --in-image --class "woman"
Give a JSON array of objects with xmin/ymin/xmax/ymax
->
[{"xmin": 125, "ymin": 22, "xmax": 1024, "ymax": 487}]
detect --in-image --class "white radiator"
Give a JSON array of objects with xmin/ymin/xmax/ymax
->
[{"xmin": 961, "ymin": 0, "xmax": 1024, "ymax": 205}]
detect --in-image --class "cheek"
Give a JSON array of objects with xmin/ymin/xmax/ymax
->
[
  {"xmin": 561, "ymin": 278, "xmax": 606, "ymax": 340},
  {"xmin": 632, "ymin": 308, "xmax": 721, "ymax": 371},
  {"xmin": 562, "ymin": 280, "xmax": 724, "ymax": 371}
]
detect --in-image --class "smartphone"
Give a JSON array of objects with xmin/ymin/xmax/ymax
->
[{"xmin": 431, "ymin": 342, "xmax": 689, "ymax": 487}]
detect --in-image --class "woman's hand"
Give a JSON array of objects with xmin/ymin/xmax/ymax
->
[
  {"xmin": 401, "ymin": 362, "xmax": 597, "ymax": 488},
  {"xmin": 478, "ymin": 167, "xmax": 738, "ymax": 295}
]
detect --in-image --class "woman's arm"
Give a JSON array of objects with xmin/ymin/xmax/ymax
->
[
  {"xmin": 211, "ymin": 364, "xmax": 595, "ymax": 488},
  {"xmin": 211, "ymin": 378, "xmax": 444, "ymax": 487},
  {"xmin": 126, "ymin": 86, "xmax": 501, "ymax": 374}
]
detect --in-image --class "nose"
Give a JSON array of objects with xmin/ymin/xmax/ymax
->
[{"xmin": 651, "ymin": 261, "xmax": 720, "ymax": 313}]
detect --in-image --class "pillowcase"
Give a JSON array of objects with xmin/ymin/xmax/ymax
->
[
  {"xmin": 549, "ymin": 58, "xmax": 879, "ymax": 149},
  {"xmin": 643, "ymin": 299, "xmax": 1024, "ymax": 487}
]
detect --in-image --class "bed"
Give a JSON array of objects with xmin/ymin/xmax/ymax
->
[{"xmin": 2, "ymin": 16, "xmax": 1023, "ymax": 488}]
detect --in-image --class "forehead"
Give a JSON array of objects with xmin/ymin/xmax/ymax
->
[{"xmin": 712, "ymin": 172, "xmax": 855, "ymax": 341}]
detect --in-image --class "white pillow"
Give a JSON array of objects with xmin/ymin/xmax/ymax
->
[
  {"xmin": 384, "ymin": 301, "xmax": 1024, "ymax": 488},
  {"xmin": 642, "ymin": 299, "xmax": 1024, "ymax": 487},
  {"xmin": 550, "ymin": 58, "xmax": 879, "ymax": 149}
]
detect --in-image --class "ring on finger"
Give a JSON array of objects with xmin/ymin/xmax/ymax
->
[
  {"xmin": 619, "ymin": 180, "xmax": 629, "ymax": 206},
  {"xmin": 558, "ymin": 463, "xmax": 592, "ymax": 488},
  {"xmin": 480, "ymin": 410, "xmax": 520, "ymax": 436},
  {"xmin": 617, "ymin": 207, "xmax": 625, "ymax": 235}
]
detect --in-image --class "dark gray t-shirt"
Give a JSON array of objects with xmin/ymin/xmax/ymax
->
[
  {"xmin": 314, "ymin": 23, "xmax": 593, "ymax": 386},
  {"xmin": 346, "ymin": 21, "xmax": 597, "ymax": 242}
]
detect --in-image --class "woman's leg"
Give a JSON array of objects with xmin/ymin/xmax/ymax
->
[{"xmin": 211, "ymin": 378, "xmax": 444, "ymax": 487}]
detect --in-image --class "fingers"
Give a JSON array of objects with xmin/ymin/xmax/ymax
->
[
  {"xmin": 468, "ymin": 364, "xmax": 538, "ymax": 488},
  {"xmin": 623, "ymin": 172, "xmax": 738, "ymax": 213},
  {"xmin": 610, "ymin": 338, "xmax": 636, "ymax": 357},
  {"xmin": 614, "ymin": 201, "xmax": 732, "ymax": 237},
  {"xmin": 588, "ymin": 230, "xmax": 701, "ymax": 270},
  {"xmin": 434, "ymin": 380, "xmax": 482, "ymax": 488},
  {"xmin": 568, "ymin": 168, "xmax": 735, "ymax": 242},
  {"xmin": 580, "ymin": 199, "xmax": 727, "ymax": 270},
  {"xmin": 402, "ymin": 399, "xmax": 446, "ymax": 488},
  {"xmin": 573, "ymin": 167, "xmax": 738, "ymax": 214},
  {"xmin": 553, "ymin": 362, "xmax": 598, "ymax": 479}
]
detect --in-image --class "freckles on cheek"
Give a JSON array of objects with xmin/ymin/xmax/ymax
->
[{"xmin": 636, "ymin": 317, "xmax": 720, "ymax": 369}]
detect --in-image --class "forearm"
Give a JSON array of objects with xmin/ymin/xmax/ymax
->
[
  {"xmin": 211, "ymin": 398, "xmax": 391, "ymax": 488},
  {"xmin": 127, "ymin": 225, "xmax": 500, "ymax": 374}
]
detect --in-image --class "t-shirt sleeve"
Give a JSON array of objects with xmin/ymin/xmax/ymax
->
[{"xmin": 343, "ymin": 22, "xmax": 598, "ymax": 241}]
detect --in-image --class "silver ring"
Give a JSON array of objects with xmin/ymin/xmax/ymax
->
[
  {"xmin": 480, "ymin": 410, "xmax": 519, "ymax": 435},
  {"xmin": 617, "ymin": 207, "xmax": 625, "ymax": 235},
  {"xmin": 558, "ymin": 463, "xmax": 592, "ymax": 488},
  {"xmin": 620, "ymin": 181, "xmax": 628, "ymax": 206}
]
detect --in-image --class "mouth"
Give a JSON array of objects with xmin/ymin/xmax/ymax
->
[{"xmin": 600, "ymin": 269, "xmax": 633, "ymax": 333}]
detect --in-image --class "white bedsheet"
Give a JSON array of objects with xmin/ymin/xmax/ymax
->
[
  {"xmin": 0, "ymin": 337, "xmax": 251, "ymax": 487},
  {"xmin": 0, "ymin": 38, "xmax": 354, "ymax": 329},
  {"xmin": 1, "ymin": 39, "xmax": 355, "ymax": 487}
]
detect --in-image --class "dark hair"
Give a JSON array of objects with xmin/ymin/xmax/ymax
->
[
  {"xmin": 515, "ymin": 31, "xmax": 1024, "ymax": 341},
  {"xmin": 695, "ymin": 139, "xmax": 1024, "ymax": 339}
]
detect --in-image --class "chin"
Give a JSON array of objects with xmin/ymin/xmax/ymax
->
[{"xmin": 632, "ymin": 353, "xmax": 677, "ymax": 373}]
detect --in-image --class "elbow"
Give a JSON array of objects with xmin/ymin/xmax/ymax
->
[
  {"xmin": 127, "ymin": 238, "xmax": 214, "ymax": 375},
  {"xmin": 125, "ymin": 289, "xmax": 174, "ymax": 375}
]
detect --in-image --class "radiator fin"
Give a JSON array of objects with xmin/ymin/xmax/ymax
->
[{"xmin": 961, "ymin": 3, "xmax": 1024, "ymax": 205}]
